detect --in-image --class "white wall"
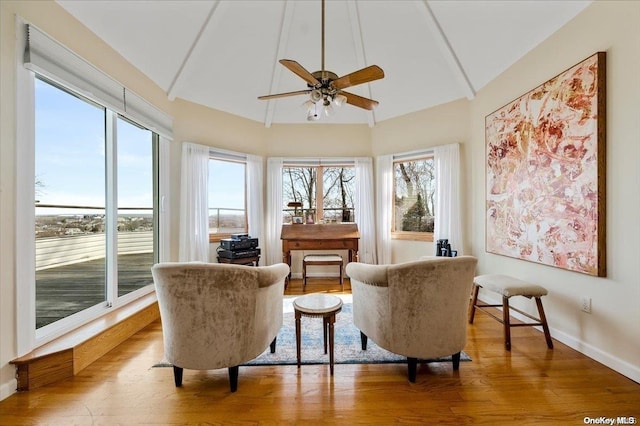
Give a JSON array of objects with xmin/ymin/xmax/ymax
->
[{"xmin": 469, "ymin": 1, "xmax": 640, "ymax": 382}]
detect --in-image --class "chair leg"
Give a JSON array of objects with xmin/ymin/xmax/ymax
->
[
  {"xmin": 535, "ymin": 297, "xmax": 554, "ymax": 349},
  {"xmin": 360, "ymin": 331, "xmax": 368, "ymax": 350},
  {"xmin": 228, "ymin": 366, "xmax": 239, "ymax": 393},
  {"xmin": 173, "ymin": 366, "xmax": 183, "ymax": 387},
  {"xmin": 452, "ymin": 352, "xmax": 461, "ymax": 371},
  {"xmin": 468, "ymin": 284, "xmax": 480, "ymax": 324},
  {"xmin": 270, "ymin": 336, "xmax": 277, "ymax": 353},
  {"xmin": 503, "ymin": 296, "xmax": 512, "ymax": 351},
  {"xmin": 407, "ymin": 357, "xmax": 418, "ymax": 383}
]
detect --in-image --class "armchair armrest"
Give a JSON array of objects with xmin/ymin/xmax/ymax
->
[
  {"xmin": 256, "ymin": 263, "xmax": 290, "ymax": 288},
  {"xmin": 345, "ymin": 262, "xmax": 389, "ymax": 287}
]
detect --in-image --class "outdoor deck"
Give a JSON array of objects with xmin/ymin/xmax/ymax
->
[{"xmin": 36, "ymin": 252, "xmax": 154, "ymax": 328}]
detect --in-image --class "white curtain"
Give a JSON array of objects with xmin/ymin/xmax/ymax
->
[
  {"xmin": 179, "ymin": 142, "xmax": 210, "ymax": 262},
  {"xmin": 265, "ymin": 157, "xmax": 284, "ymax": 265},
  {"xmin": 375, "ymin": 155, "xmax": 393, "ymax": 264},
  {"xmin": 354, "ymin": 158, "xmax": 377, "ymax": 264},
  {"xmin": 246, "ymin": 154, "xmax": 265, "ymax": 250},
  {"xmin": 434, "ymin": 143, "xmax": 463, "ymax": 255}
]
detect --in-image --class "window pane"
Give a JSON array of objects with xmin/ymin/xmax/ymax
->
[
  {"xmin": 282, "ymin": 167, "xmax": 317, "ymax": 223},
  {"xmin": 393, "ymin": 158, "xmax": 435, "ymax": 233},
  {"xmin": 35, "ymin": 78, "xmax": 106, "ymax": 329},
  {"xmin": 117, "ymin": 117, "xmax": 155, "ymax": 297},
  {"xmin": 209, "ymin": 159, "xmax": 246, "ymax": 234},
  {"xmin": 323, "ymin": 167, "xmax": 354, "ymax": 222}
]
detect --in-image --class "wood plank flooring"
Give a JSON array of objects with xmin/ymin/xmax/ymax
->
[{"xmin": 2, "ymin": 279, "xmax": 639, "ymax": 425}]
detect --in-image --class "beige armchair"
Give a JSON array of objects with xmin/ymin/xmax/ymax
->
[
  {"xmin": 345, "ymin": 256, "xmax": 477, "ymax": 382},
  {"xmin": 151, "ymin": 262, "xmax": 290, "ymax": 392}
]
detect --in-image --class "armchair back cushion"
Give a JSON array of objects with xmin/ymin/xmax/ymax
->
[
  {"xmin": 152, "ymin": 262, "xmax": 289, "ymax": 371},
  {"xmin": 346, "ymin": 256, "xmax": 477, "ymax": 359}
]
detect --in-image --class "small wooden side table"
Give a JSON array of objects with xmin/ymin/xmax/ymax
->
[{"xmin": 293, "ymin": 294, "xmax": 343, "ymax": 375}]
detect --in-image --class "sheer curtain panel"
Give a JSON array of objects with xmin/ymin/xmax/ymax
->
[
  {"xmin": 179, "ymin": 142, "xmax": 210, "ymax": 262},
  {"xmin": 434, "ymin": 143, "xmax": 463, "ymax": 254},
  {"xmin": 354, "ymin": 158, "xmax": 377, "ymax": 264},
  {"xmin": 246, "ymin": 154, "xmax": 265, "ymax": 251},
  {"xmin": 265, "ymin": 158, "xmax": 284, "ymax": 265},
  {"xmin": 375, "ymin": 155, "xmax": 393, "ymax": 264}
]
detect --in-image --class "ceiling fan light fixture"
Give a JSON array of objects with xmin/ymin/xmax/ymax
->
[
  {"xmin": 307, "ymin": 104, "xmax": 320, "ymax": 121},
  {"xmin": 310, "ymin": 89, "xmax": 323, "ymax": 102},
  {"xmin": 323, "ymin": 103, "xmax": 334, "ymax": 117},
  {"xmin": 302, "ymin": 99, "xmax": 316, "ymax": 111},
  {"xmin": 333, "ymin": 94, "xmax": 347, "ymax": 107}
]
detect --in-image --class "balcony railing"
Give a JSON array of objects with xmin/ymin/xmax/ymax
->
[{"xmin": 35, "ymin": 204, "xmax": 155, "ymax": 328}]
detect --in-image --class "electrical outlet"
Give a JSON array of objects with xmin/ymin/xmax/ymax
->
[{"xmin": 580, "ymin": 296, "xmax": 592, "ymax": 313}]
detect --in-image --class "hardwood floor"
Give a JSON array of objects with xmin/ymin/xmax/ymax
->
[{"xmin": 2, "ymin": 279, "xmax": 639, "ymax": 425}]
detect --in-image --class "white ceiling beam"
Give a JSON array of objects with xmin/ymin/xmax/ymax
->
[
  {"xmin": 346, "ymin": 0, "xmax": 376, "ymax": 127},
  {"xmin": 417, "ymin": 0, "xmax": 476, "ymax": 100},
  {"xmin": 264, "ymin": 0, "xmax": 296, "ymax": 128},
  {"xmin": 167, "ymin": 0, "xmax": 221, "ymax": 101}
]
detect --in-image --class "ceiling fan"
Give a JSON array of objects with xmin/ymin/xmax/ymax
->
[{"xmin": 258, "ymin": 0, "xmax": 384, "ymax": 120}]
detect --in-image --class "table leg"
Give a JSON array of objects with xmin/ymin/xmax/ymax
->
[
  {"xmin": 328, "ymin": 314, "xmax": 336, "ymax": 376},
  {"xmin": 295, "ymin": 310, "xmax": 302, "ymax": 368},
  {"xmin": 284, "ymin": 250, "xmax": 292, "ymax": 278},
  {"xmin": 323, "ymin": 316, "xmax": 328, "ymax": 354}
]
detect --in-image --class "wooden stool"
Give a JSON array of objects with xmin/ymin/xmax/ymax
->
[
  {"xmin": 302, "ymin": 254, "xmax": 343, "ymax": 291},
  {"xmin": 469, "ymin": 274, "xmax": 553, "ymax": 351}
]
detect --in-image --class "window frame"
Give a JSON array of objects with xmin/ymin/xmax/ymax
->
[
  {"xmin": 30, "ymin": 76, "xmax": 161, "ymax": 339},
  {"xmin": 391, "ymin": 154, "xmax": 435, "ymax": 242},
  {"xmin": 281, "ymin": 161, "xmax": 355, "ymax": 225},
  {"xmin": 208, "ymin": 151, "xmax": 249, "ymax": 243}
]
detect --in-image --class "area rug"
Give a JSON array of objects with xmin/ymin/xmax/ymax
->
[{"xmin": 153, "ymin": 295, "xmax": 469, "ymax": 368}]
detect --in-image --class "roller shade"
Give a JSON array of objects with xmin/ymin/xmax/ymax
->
[{"xmin": 23, "ymin": 23, "xmax": 172, "ymax": 139}]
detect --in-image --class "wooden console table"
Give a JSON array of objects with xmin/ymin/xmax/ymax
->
[{"xmin": 281, "ymin": 223, "xmax": 360, "ymax": 276}]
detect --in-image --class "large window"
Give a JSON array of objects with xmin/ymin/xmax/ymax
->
[
  {"xmin": 208, "ymin": 157, "xmax": 247, "ymax": 239},
  {"xmin": 34, "ymin": 77, "xmax": 159, "ymax": 329},
  {"xmin": 393, "ymin": 156, "xmax": 435, "ymax": 240},
  {"xmin": 282, "ymin": 166, "xmax": 354, "ymax": 224}
]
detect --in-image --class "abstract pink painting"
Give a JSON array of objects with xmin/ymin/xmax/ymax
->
[{"xmin": 485, "ymin": 52, "xmax": 606, "ymax": 276}]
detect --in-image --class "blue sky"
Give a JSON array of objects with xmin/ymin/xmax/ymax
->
[
  {"xmin": 36, "ymin": 78, "xmax": 244, "ymax": 215},
  {"xmin": 35, "ymin": 78, "xmax": 152, "ymax": 214}
]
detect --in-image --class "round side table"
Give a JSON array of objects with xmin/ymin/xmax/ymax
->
[{"xmin": 293, "ymin": 294, "xmax": 343, "ymax": 375}]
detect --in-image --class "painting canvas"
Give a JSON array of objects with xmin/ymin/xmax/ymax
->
[{"xmin": 485, "ymin": 52, "xmax": 606, "ymax": 276}]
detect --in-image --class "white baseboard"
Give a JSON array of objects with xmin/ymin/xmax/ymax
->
[
  {"xmin": 0, "ymin": 378, "xmax": 17, "ymax": 401},
  {"xmin": 477, "ymin": 293, "xmax": 640, "ymax": 384}
]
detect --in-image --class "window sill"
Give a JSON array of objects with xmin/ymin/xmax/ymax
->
[{"xmin": 391, "ymin": 232, "xmax": 434, "ymax": 242}]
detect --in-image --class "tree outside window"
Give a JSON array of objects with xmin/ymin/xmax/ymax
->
[
  {"xmin": 393, "ymin": 157, "xmax": 435, "ymax": 239},
  {"xmin": 282, "ymin": 166, "xmax": 354, "ymax": 224}
]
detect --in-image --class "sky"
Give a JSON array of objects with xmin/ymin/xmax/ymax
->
[
  {"xmin": 36, "ymin": 78, "xmax": 246, "ymax": 216},
  {"xmin": 35, "ymin": 78, "xmax": 153, "ymax": 215}
]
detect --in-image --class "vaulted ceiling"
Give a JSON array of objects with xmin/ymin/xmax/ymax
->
[{"xmin": 56, "ymin": 0, "xmax": 591, "ymax": 127}]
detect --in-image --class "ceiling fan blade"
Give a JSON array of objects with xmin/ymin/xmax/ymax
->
[
  {"xmin": 258, "ymin": 89, "xmax": 311, "ymax": 100},
  {"xmin": 341, "ymin": 91, "xmax": 379, "ymax": 110},
  {"xmin": 332, "ymin": 65, "xmax": 384, "ymax": 90},
  {"xmin": 279, "ymin": 59, "xmax": 321, "ymax": 86}
]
